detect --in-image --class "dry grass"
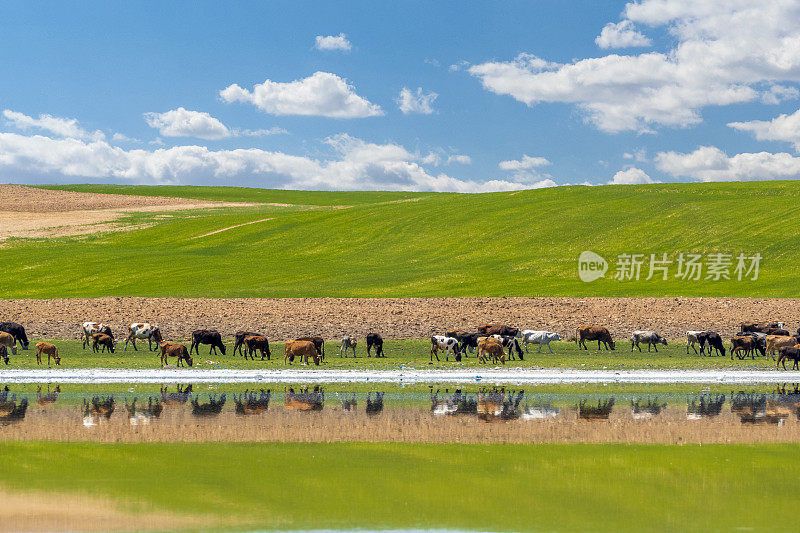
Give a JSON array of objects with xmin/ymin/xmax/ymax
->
[{"xmin": 4, "ymin": 404, "xmax": 800, "ymax": 444}]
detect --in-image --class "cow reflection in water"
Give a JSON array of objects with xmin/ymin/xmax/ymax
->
[
  {"xmin": 430, "ymin": 388, "xmax": 477, "ymax": 416},
  {"xmin": 36, "ymin": 386, "xmax": 60, "ymax": 408},
  {"xmin": 337, "ymin": 393, "xmax": 357, "ymax": 412},
  {"xmin": 285, "ymin": 386, "xmax": 324, "ymax": 411},
  {"xmin": 522, "ymin": 397, "xmax": 559, "ymax": 420},
  {"xmin": 161, "ymin": 384, "xmax": 193, "ymax": 407},
  {"xmin": 125, "ymin": 397, "xmax": 163, "ymax": 425},
  {"xmin": 773, "ymin": 384, "xmax": 800, "ymax": 420},
  {"xmin": 233, "ymin": 390, "xmax": 271, "ymax": 415},
  {"xmin": 687, "ymin": 394, "xmax": 726, "ymax": 419},
  {"xmin": 191, "ymin": 394, "xmax": 226, "ymax": 417},
  {"xmin": 477, "ymin": 388, "xmax": 524, "ymax": 422},
  {"xmin": 631, "ymin": 398, "xmax": 667, "ymax": 419},
  {"xmin": 0, "ymin": 387, "xmax": 28, "ymax": 425},
  {"xmin": 366, "ymin": 392, "xmax": 385, "ymax": 416},
  {"xmin": 83, "ymin": 396, "xmax": 115, "ymax": 427},
  {"xmin": 578, "ymin": 398, "xmax": 615, "ymax": 420}
]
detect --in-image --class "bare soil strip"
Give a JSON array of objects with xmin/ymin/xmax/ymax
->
[
  {"xmin": 0, "ymin": 184, "xmax": 262, "ymax": 239},
  {"xmin": 1, "ymin": 297, "xmax": 798, "ymax": 341}
]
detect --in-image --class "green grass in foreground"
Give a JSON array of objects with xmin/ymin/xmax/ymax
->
[
  {"xmin": 7, "ymin": 337, "xmax": 784, "ymax": 370},
  {"xmin": 3, "ymin": 181, "xmax": 800, "ymax": 297},
  {"xmin": 0, "ymin": 441, "xmax": 797, "ymax": 532}
]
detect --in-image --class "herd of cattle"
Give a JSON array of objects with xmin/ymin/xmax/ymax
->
[{"xmin": 2, "ymin": 319, "xmax": 800, "ymax": 369}]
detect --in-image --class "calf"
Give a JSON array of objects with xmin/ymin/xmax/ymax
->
[
  {"xmin": 477, "ymin": 337, "xmax": 505, "ymax": 365},
  {"xmin": 430, "ymin": 336, "xmax": 461, "ymax": 362},
  {"xmin": 0, "ymin": 332, "xmax": 17, "ymax": 356},
  {"xmin": 366, "ymin": 333, "xmax": 384, "ymax": 357},
  {"xmin": 243, "ymin": 335, "xmax": 270, "ymax": 360},
  {"xmin": 0, "ymin": 322, "xmax": 29, "ymax": 350},
  {"xmin": 35, "ymin": 342, "xmax": 60, "ymax": 366},
  {"xmin": 234, "ymin": 331, "xmax": 265, "ymax": 357},
  {"xmin": 339, "ymin": 336, "xmax": 357, "ymax": 357},
  {"xmin": 777, "ymin": 346, "xmax": 800, "ymax": 370},
  {"xmin": 576, "ymin": 326, "xmax": 615, "ymax": 351},
  {"xmin": 91, "ymin": 333, "xmax": 115, "ymax": 354},
  {"xmin": 159, "ymin": 342, "xmax": 193, "ymax": 367},
  {"xmin": 190, "ymin": 329, "xmax": 226, "ymax": 356},
  {"xmin": 520, "ymin": 330, "xmax": 561, "ymax": 354},
  {"xmin": 630, "ymin": 331, "xmax": 667, "ymax": 352},
  {"xmin": 491, "ymin": 334, "xmax": 524, "ymax": 360},
  {"xmin": 81, "ymin": 322, "xmax": 113, "ymax": 350}
]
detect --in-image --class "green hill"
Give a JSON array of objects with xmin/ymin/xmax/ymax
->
[{"xmin": 2, "ymin": 181, "xmax": 799, "ymax": 298}]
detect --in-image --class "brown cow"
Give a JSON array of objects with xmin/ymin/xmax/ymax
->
[
  {"xmin": 0, "ymin": 332, "xmax": 17, "ymax": 356},
  {"xmin": 91, "ymin": 333, "xmax": 115, "ymax": 354},
  {"xmin": 731, "ymin": 335, "xmax": 762, "ymax": 359},
  {"xmin": 576, "ymin": 326, "xmax": 615, "ymax": 350},
  {"xmin": 477, "ymin": 324, "xmax": 520, "ymax": 337},
  {"xmin": 159, "ymin": 342, "xmax": 193, "ymax": 367},
  {"xmin": 766, "ymin": 335, "xmax": 799, "ymax": 356},
  {"xmin": 35, "ymin": 342, "xmax": 60, "ymax": 366},
  {"xmin": 285, "ymin": 340, "xmax": 320, "ymax": 366},
  {"xmin": 295, "ymin": 336, "xmax": 325, "ymax": 360},
  {"xmin": 243, "ymin": 335, "xmax": 270, "ymax": 360},
  {"xmin": 477, "ymin": 337, "xmax": 505, "ymax": 365}
]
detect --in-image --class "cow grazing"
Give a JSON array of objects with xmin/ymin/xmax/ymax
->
[
  {"xmin": 430, "ymin": 335, "xmax": 461, "ymax": 362},
  {"xmin": 0, "ymin": 346, "xmax": 8, "ymax": 365},
  {"xmin": 366, "ymin": 333, "xmax": 385, "ymax": 357},
  {"xmin": 190, "ymin": 329, "xmax": 226, "ymax": 356},
  {"xmin": 766, "ymin": 335, "xmax": 799, "ymax": 357},
  {"xmin": 339, "ymin": 336, "xmax": 358, "ymax": 357},
  {"xmin": 777, "ymin": 346, "xmax": 800, "ymax": 370},
  {"xmin": 124, "ymin": 323, "xmax": 163, "ymax": 351},
  {"xmin": 35, "ymin": 342, "xmax": 60, "ymax": 366},
  {"xmin": 295, "ymin": 336, "xmax": 325, "ymax": 361},
  {"xmin": 91, "ymin": 333, "xmax": 115, "ymax": 354},
  {"xmin": 234, "ymin": 331, "xmax": 264, "ymax": 357},
  {"xmin": 731, "ymin": 335, "xmax": 764, "ymax": 359},
  {"xmin": 630, "ymin": 331, "xmax": 667, "ymax": 352},
  {"xmin": 701, "ymin": 332, "xmax": 726, "ymax": 357},
  {"xmin": 243, "ymin": 335, "xmax": 270, "ymax": 360},
  {"xmin": 576, "ymin": 326, "xmax": 615, "ymax": 351},
  {"xmin": 477, "ymin": 324, "xmax": 520, "ymax": 337},
  {"xmin": 0, "ymin": 332, "xmax": 17, "ymax": 356},
  {"xmin": 520, "ymin": 330, "xmax": 561, "ymax": 354},
  {"xmin": 81, "ymin": 322, "xmax": 113, "ymax": 349},
  {"xmin": 284, "ymin": 340, "xmax": 320, "ymax": 366},
  {"xmin": 159, "ymin": 342, "xmax": 193, "ymax": 367},
  {"xmin": 477, "ymin": 337, "xmax": 505, "ymax": 365},
  {"xmin": 491, "ymin": 334, "xmax": 524, "ymax": 360},
  {"xmin": 0, "ymin": 322, "xmax": 29, "ymax": 350}
]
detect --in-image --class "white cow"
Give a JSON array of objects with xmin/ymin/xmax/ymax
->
[
  {"xmin": 686, "ymin": 331, "xmax": 706, "ymax": 354},
  {"xmin": 124, "ymin": 323, "xmax": 163, "ymax": 351},
  {"xmin": 339, "ymin": 336, "xmax": 357, "ymax": 357},
  {"xmin": 81, "ymin": 322, "xmax": 113, "ymax": 350},
  {"xmin": 430, "ymin": 335, "xmax": 460, "ymax": 362},
  {"xmin": 520, "ymin": 330, "xmax": 561, "ymax": 354},
  {"xmin": 630, "ymin": 330, "xmax": 668, "ymax": 352}
]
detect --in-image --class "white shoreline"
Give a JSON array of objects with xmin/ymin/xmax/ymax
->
[{"xmin": 0, "ymin": 368, "xmax": 798, "ymax": 384}]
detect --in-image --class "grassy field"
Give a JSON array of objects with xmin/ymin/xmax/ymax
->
[
  {"xmin": 0, "ymin": 441, "xmax": 797, "ymax": 531},
  {"xmin": 1, "ymin": 181, "xmax": 799, "ymax": 298},
  {"xmin": 5, "ymin": 336, "xmax": 786, "ymax": 370}
]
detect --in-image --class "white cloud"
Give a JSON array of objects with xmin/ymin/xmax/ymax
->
[
  {"xmin": 220, "ymin": 72, "xmax": 383, "ymax": 119},
  {"xmin": 447, "ymin": 154, "xmax": 472, "ymax": 165},
  {"xmin": 469, "ymin": 1, "xmax": 800, "ymax": 133},
  {"xmin": 596, "ymin": 20, "xmax": 652, "ymax": 49},
  {"xmin": 728, "ymin": 109, "xmax": 800, "ymax": 151},
  {"xmin": 623, "ymin": 148, "xmax": 648, "ymax": 162},
  {"xmin": 498, "ymin": 154, "xmax": 551, "ymax": 170},
  {"xmin": 3, "ymin": 109, "xmax": 105, "ymax": 141},
  {"xmin": 655, "ymin": 145, "xmax": 800, "ymax": 181},
  {"xmin": 0, "ymin": 129, "xmax": 535, "ymax": 192},
  {"xmin": 449, "ymin": 60, "xmax": 470, "ymax": 72},
  {"xmin": 608, "ymin": 167, "xmax": 657, "ymax": 184},
  {"xmin": 144, "ymin": 107, "xmax": 231, "ymax": 140},
  {"xmin": 396, "ymin": 87, "xmax": 438, "ymax": 115},
  {"xmin": 314, "ymin": 33, "xmax": 351, "ymax": 51}
]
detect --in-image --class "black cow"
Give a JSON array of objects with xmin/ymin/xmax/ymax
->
[
  {"xmin": 455, "ymin": 332, "xmax": 479, "ymax": 356},
  {"xmin": 0, "ymin": 322, "xmax": 29, "ymax": 350},
  {"xmin": 233, "ymin": 331, "xmax": 267, "ymax": 357},
  {"xmin": 699, "ymin": 332, "xmax": 726, "ymax": 357},
  {"xmin": 190, "ymin": 329, "xmax": 226, "ymax": 356},
  {"xmin": 366, "ymin": 333, "xmax": 384, "ymax": 357},
  {"xmin": 777, "ymin": 347, "xmax": 800, "ymax": 370},
  {"xmin": 492, "ymin": 335, "xmax": 524, "ymax": 360}
]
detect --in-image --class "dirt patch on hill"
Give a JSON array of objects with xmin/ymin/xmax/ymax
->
[
  {"xmin": 0, "ymin": 185, "xmax": 262, "ymax": 240},
  {"xmin": 1, "ymin": 297, "xmax": 797, "ymax": 341}
]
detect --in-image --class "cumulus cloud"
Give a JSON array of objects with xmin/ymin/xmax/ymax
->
[
  {"xmin": 314, "ymin": 33, "xmax": 351, "ymax": 51},
  {"xmin": 608, "ymin": 167, "xmax": 657, "ymax": 184},
  {"xmin": 144, "ymin": 107, "xmax": 231, "ymax": 140},
  {"xmin": 728, "ymin": 109, "xmax": 800, "ymax": 151},
  {"xmin": 655, "ymin": 145, "xmax": 800, "ymax": 181},
  {"xmin": 3, "ymin": 109, "xmax": 105, "ymax": 141},
  {"xmin": 595, "ymin": 20, "xmax": 652, "ymax": 49},
  {"xmin": 396, "ymin": 87, "xmax": 438, "ymax": 114},
  {"xmin": 0, "ymin": 128, "xmax": 535, "ymax": 192},
  {"xmin": 447, "ymin": 154, "xmax": 472, "ymax": 165},
  {"xmin": 469, "ymin": 1, "xmax": 800, "ymax": 133},
  {"xmin": 220, "ymin": 72, "xmax": 383, "ymax": 118},
  {"xmin": 498, "ymin": 154, "xmax": 551, "ymax": 170}
]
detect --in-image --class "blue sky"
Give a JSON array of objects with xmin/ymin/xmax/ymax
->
[{"xmin": 3, "ymin": 1, "xmax": 800, "ymax": 191}]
